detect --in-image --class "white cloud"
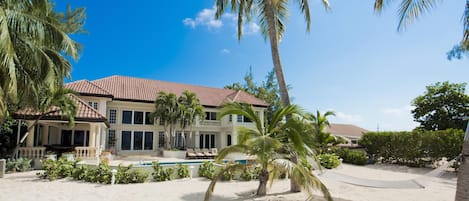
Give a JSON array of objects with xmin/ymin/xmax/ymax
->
[
  {"xmin": 183, "ymin": 6, "xmax": 260, "ymax": 35},
  {"xmin": 221, "ymin": 49, "xmax": 230, "ymax": 54},
  {"xmin": 382, "ymin": 105, "xmax": 414, "ymax": 116},
  {"xmin": 182, "ymin": 6, "xmax": 223, "ymax": 29},
  {"xmin": 335, "ymin": 111, "xmax": 363, "ymax": 123}
]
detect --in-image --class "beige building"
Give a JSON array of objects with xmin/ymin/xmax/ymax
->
[
  {"xmin": 325, "ymin": 123, "xmax": 369, "ymax": 147},
  {"xmin": 14, "ymin": 75, "xmax": 268, "ymax": 159}
]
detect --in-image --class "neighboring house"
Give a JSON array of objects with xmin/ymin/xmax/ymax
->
[
  {"xmin": 13, "ymin": 75, "xmax": 268, "ymax": 159},
  {"xmin": 325, "ymin": 123, "xmax": 369, "ymax": 147}
]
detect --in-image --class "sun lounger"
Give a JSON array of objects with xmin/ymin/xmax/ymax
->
[
  {"xmin": 202, "ymin": 148, "xmax": 213, "ymax": 158},
  {"xmin": 186, "ymin": 148, "xmax": 197, "ymax": 159},
  {"xmin": 210, "ymin": 148, "xmax": 218, "ymax": 158},
  {"xmin": 194, "ymin": 148, "xmax": 205, "ymax": 159}
]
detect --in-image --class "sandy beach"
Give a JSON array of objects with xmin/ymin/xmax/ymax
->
[{"xmin": 0, "ymin": 164, "xmax": 456, "ymax": 201}]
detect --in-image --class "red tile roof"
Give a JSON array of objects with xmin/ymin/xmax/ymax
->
[
  {"xmin": 14, "ymin": 94, "xmax": 109, "ymax": 126},
  {"xmin": 66, "ymin": 75, "xmax": 269, "ymax": 107},
  {"xmin": 65, "ymin": 80, "xmax": 112, "ymax": 97},
  {"xmin": 325, "ymin": 123, "xmax": 368, "ymax": 137}
]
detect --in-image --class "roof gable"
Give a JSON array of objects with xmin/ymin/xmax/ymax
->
[
  {"xmin": 325, "ymin": 123, "xmax": 369, "ymax": 137},
  {"xmin": 65, "ymin": 80, "xmax": 112, "ymax": 97}
]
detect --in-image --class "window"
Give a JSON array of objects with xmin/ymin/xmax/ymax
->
[
  {"xmin": 122, "ymin": 111, "xmax": 132, "ymax": 124},
  {"xmin": 237, "ymin": 115, "xmax": 252, "ymax": 123},
  {"xmin": 229, "ymin": 115, "xmax": 232, "ymax": 122},
  {"xmin": 134, "ymin": 111, "xmax": 144, "ymax": 124},
  {"xmin": 88, "ymin": 101, "xmax": 98, "ymax": 110},
  {"xmin": 351, "ymin": 139, "xmax": 358, "ymax": 145},
  {"xmin": 133, "ymin": 131, "xmax": 143, "ymax": 150},
  {"xmin": 175, "ymin": 132, "xmax": 187, "ymax": 149},
  {"xmin": 33, "ymin": 125, "xmax": 42, "ymax": 146},
  {"xmin": 74, "ymin": 130, "xmax": 86, "ymax": 146},
  {"xmin": 158, "ymin": 132, "xmax": 165, "ymax": 148},
  {"xmin": 144, "ymin": 132, "xmax": 153, "ymax": 150},
  {"xmin": 107, "ymin": 130, "xmax": 116, "ymax": 149},
  {"xmin": 227, "ymin": 134, "xmax": 232, "ymax": 146},
  {"xmin": 199, "ymin": 133, "xmax": 216, "ymax": 149},
  {"xmin": 121, "ymin": 131, "xmax": 132, "ymax": 150},
  {"xmin": 145, "ymin": 112, "xmax": 154, "ymax": 125},
  {"xmin": 61, "ymin": 130, "xmax": 72, "ymax": 146},
  {"xmin": 205, "ymin": 112, "xmax": 217, "ymax": 120},
  {"xmin": 109, "ymin": 109, "xmax": 117, "ymax": 124},
  {"xmin": 61, "ymin": 130, "xmax": 89, "ymax": 146}
]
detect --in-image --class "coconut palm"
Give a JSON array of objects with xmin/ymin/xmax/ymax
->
[
  {"xmin": 374, "ymin": 1, "xmax": 469, "ymax": 199},
  {"xmin": 214, "ymin": 0, "xmax": 330, "ymax": 192},
  {"xmin": 373, "ymin": 0, "xmax": 469, "ymax": 58},
  {"xmin": 178, "ymin": 90, "xmax": 205, "ymax": 148},
  {"xmin": 307, "ymin": 110, "xmax": 344, "ymax": 153},
  {"xmin": 0, "ymin": 0, "xmax": 85, "ymax": 122},
  {"xmin": 153, "ymin": 92, "xmax": 180, "ymax": 149},
  {"xmin": 204, "ymin": 103, "xmax": 332, "ymax": 201}
]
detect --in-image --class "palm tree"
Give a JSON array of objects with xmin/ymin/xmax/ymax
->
[
  {"xmin": 214, "ymin": 0, "xmax": 330, "ymax": 192},
  {"xmin": 178, "ymin": 90, "xmax": 204, "ymax": 148},
  {"xmin": 307, "ymin": 110, "xmax": 343, "ymax": 154},
  {"xmin": 12, "ymin": 87, "xmax": 77, "ymax": 158},
  {"xmin": 374, "ymin": 1, "xmax": 469, "ymax": 200},
  {"xmin": 204, "ymin": 103, "xmax": 332, "ymax": 201},
  {"xmin": 373, "ymin": 0, "xmax": 469, "ymax": 58},
  {"xmin": 153, "ymin": 92, "xmax": 181, "ymax": 149},
  {"xmin": 0, "ymin": 0, "xmax": 85, "ymax": 123}
]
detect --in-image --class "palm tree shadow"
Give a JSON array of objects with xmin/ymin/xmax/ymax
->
[{"xmin": 181, "ymin": 192, "xmax": 249, "ymax": 201}]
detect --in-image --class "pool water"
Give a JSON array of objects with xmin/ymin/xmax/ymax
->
[{"xmin": 137, "ymin": 159, "xmax": 247, "ymax": 167}]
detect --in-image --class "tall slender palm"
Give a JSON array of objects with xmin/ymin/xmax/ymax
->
[
  {"xmin": 204, "ymin": 103, "xmax": 332, "ymax": 201},
  {"xmin": 153, "ymin": 92, "xmax": 180, "ymax": 149},
  {"xmin": 307, "ymin": 110, "xmax": 342, "ymax": 154},
  {"xmin": 374, "ymin": 0, "xmax": 469, "ymax": 57},
  {"xmin": 374, "ymin": 1, "xmax": 469, "ymax": 200},
  {"xmin": 214, "ymin": 0, "xmax": 330, "ymax": 192},
  {"xmin": 0, "ymin": 0, "xmax": 85, "ymax": 122},
  {"xmin": 178, "ymin": 90, "xmax": 204, "ymax": 148}
]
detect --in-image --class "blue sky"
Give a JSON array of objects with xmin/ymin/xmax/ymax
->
[{"xmin": 57, "ymin": 0, "xmax": 469, "ymax": 131}]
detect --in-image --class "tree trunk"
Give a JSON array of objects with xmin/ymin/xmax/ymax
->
[
  {"xmin": 257, "ymin": 168, "xmax": 269, "ymax": 196},
  {"xmin": 289, "ymin": 153, "xmax": 302, "ymax": 192},
  {"xmin": 263, "ymin": 0, "xmax": 299, "ymax": 192},
  {"xmin": 455, "ymin": 140, "xmax": 469, "ymax": 201}
]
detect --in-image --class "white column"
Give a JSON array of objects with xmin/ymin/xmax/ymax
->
[
  {"xmin": 89, "ymin": 125, "xmax": 96, "ymax": 147},
  {"xmin": 96, "ymin": 125, "xmax": 102, "ymax": 148},
  {"xmin": 195, "ymin": 131, "xmax": 200, "ymax": 148},
  {"xmin": 100, "ymin": 126, "xmax": 106, "ymax": 149},
  {"xmin": 26, "ymin": 121, "xmax": 35, "ymax": 147},
  {"xmin": 42, "ymin": 125, "xmax": 49, "ymax": 145}
]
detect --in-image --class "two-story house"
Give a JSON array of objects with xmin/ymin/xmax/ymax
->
[{"xmin": 14, "ymin": 75, "xmax": 268, "ymax": 159}]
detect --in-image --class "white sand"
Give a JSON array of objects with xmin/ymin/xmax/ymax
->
[{"xmin": 0, "ymin": 164, "xmax": 456, "ymax": 201}]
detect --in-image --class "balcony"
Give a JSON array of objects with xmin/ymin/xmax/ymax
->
[{"xmin": 200, "ymin": 120, "xmax": 221, "ymax": 126}]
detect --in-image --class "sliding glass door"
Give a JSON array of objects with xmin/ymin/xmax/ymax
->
[{"xmin": 121, "ymin": 131, "xmax": 153, "ymax": 151}]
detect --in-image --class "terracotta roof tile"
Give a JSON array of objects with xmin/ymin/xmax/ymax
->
[
  {"xmin": 325, "ymin": 123, "xmax": 368, "ymax": 137},
  {"xmin": 65, "ymin": 80, "xmax": 112, "ymax": 97},
  {"xmin": 79, "ymin": 75, "xmax": 269, "ymax": 107},
  {"xmin": 14, "ymin": 94, "xmax": 108, "ymax": 125}
]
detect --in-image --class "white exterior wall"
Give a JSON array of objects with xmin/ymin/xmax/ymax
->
[{"xmin": 103, "ymin": 100, "xmax": 265, "ymax": 155}]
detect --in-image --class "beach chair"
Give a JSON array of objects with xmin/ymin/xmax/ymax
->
[
  {"xmin": 194, "ymin": 148, "xmax": 205, "ymax": 159},
  {"xmin": 211, "ymin": 148, "xmax": 218, "ymax": 158},
  {"xmin": 186, "ymin": 148, "xmax": 197, "ymax": 159},
  {"xmin": 202, "ymin": 148, "xmax": 213, "ymax": 158}
]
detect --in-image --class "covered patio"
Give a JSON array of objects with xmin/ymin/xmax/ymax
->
[{"xmin": 13, "ymin": 94, "xmax": 109, "ymax": 160}]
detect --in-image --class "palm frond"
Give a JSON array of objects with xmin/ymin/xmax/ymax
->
[
  {"xmin": 397, "ymin": 0, "xmax": 437, "ymax": 31},
  {"xmin": 204, "ymin": 163, "xmax": 246, "ymax": 201}
]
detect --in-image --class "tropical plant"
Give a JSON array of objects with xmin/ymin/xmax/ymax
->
[
  {"xmin": 5, "ymin": 158, "xmax": 31, "ymax": 172},
  {"xmin": 198, "ymin": 161, "xmax": 217, "ymax": 179},
  {"xmin": 153, "ymin": 92, "xmax": 180, "ymax": 149},
  {"xmin": 178, "ymin": 90, "xmax": 204, "ymax": 148},
  {"xmin": 318, "ymin": 153, "xmax": 341, "ymax": 169},
  {"xmin": 373, "ymin": 0, "xmax": 469, "ymax": 59},
  {"xmin": 152, "ymin": 161, "xmax": 174, "ymax": 182},
  {"xmin": 204, "ymin": 103, "xmax": 332, "ymax": 201},
  {"xmin": 176, "ymin": 163, "xmax": 190, "ymax": 179},
  {"xmin": 332, "ymin": 148, "xmax": 368, "ymax": 166},
  {"xmin": 0, "ymin": 0, "xmax": 85, "ymax": 123},
  {"xmin": 38, "ymin": 158, "xmax": 76, "ymax": 181},
  {"xmin": 214, "ymin": 1, "xmax": 330, "ymax": 191},
  {"xmin": 307, "ymin": 110, "xmax": 344, "ymax": 154}
]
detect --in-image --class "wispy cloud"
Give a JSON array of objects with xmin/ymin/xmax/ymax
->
[
  {"xmin": 183, "ymin": 6, "xmax": 260, "ymax": 35},
  {"xmin": 221, "ymin": 48, "xmax": 230, "ymax": 54},
  {"xmin": 335, "ymin": 111, "xmax": 363, "ymax": 123},
  {"xmin": 182, "ymin": 6, "xmax": 223, "ymax": 29},
  {"xmin": 382, "ymin": 105, "xmax": 414, "ymax": 116}
]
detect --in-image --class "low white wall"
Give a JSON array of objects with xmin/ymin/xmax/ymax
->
[{"xmin": 162, "ymin": 150, "xmax": 187, "ymax": 159}]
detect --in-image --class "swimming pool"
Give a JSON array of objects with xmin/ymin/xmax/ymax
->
[{"xmin": 136, "ymin": 159, "xmax": 247, "ymax": 167}]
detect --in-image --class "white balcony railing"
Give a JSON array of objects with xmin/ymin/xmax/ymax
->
[
  {"xmin": 17, "ymin": 147, "xmax": 46, "ymax": 159},
  {"xmin": 74, "ymin": 147, "xmax": 97, "ymax": 159},
  {"xmin": 201, "ymin": 120, "xmax": 221, "ymax": 126}
]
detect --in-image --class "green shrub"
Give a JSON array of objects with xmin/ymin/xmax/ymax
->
[
  {"xmin": 360, "ymin": 129, "xmax": 464, "ymax": 167},
  {"xmin": 115, "ymin": 164, "xmax": 149, "ymax": 184},
  {"xmin": 198, "ymin": 161, "xmax": 216, "ymax": 179},
  {"xmin": 129, "ymin": 169, "xmax": 149, "ymax": 183},
  {"xmin": 152, "ymin": 161, "xmax": 173, "ymax": 182},
  {"xmin": 176, "ymin": 163, "xmax": 190, "ymax": 179},
  {"xmin": 240, "ymin": 166, "xmax": 260, "ymax": 181},
  {"xmin": 72, "ymin": 165, "xmax": 89, "ymax": 180},
  {"xmin": 38, "ymin": 158, "xmax": 76, "ymax": 180},
  {"xmin": 83, "ymin": 162, "xmax": 112, "ymax": 184},
  {"xmin": 6, "ymin": 158, "xmax": 32, "ymax": 172},
  {"xmin": 334, "ymin": 148, "xmax": 368, "ymax": 166},
  {"xmin": 318, "ymin": 153, "xmax": 341, "ymax": 169},
  {"xmin": 221, "ymin": 169, "xmax": 234, "ymax": 181}
]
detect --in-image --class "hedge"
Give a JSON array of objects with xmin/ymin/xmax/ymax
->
[{"xmin": 359, "ymin": 129, "xmax": 464, "ymax": 167}]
